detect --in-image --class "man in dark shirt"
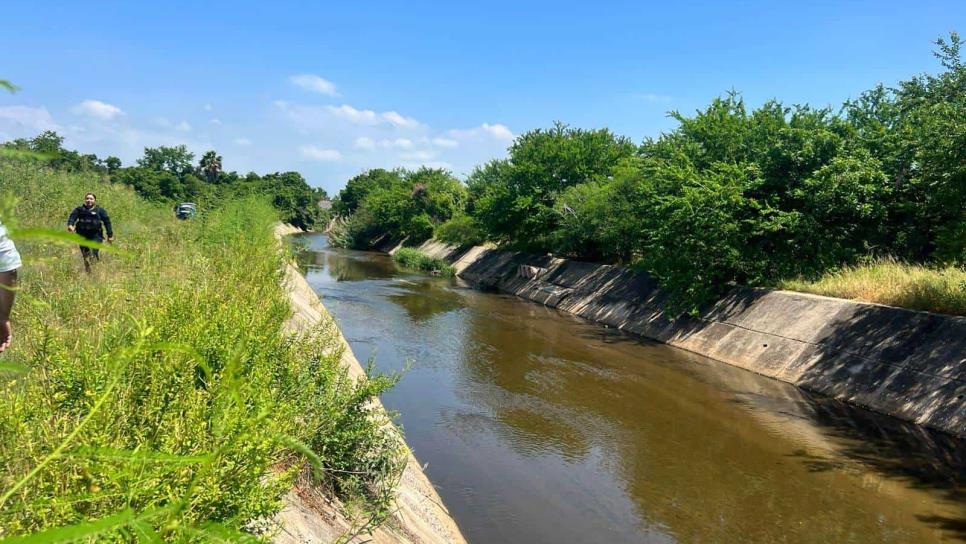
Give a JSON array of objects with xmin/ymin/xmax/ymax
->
[{"xmin": 67, "ymin": 192, "xmax": 113, "ymax": 273}]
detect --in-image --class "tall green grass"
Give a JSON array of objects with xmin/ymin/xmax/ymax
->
[
  {"xmin": 0, "ymin": 159, "xmax": 405, "ymax": 541},
  {"xmin": 779, "ymin": 259, "xmax": 966, "ymax": 316}
]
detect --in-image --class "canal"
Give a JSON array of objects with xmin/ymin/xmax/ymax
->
[{"xmin": 297, "ymin": 234, "xmax": 965, "ymax": 544}]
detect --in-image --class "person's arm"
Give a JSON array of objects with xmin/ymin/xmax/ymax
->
[
  {"xmin": 0, "ymin": 269, "xmax": 16, "ymax": 352},
  {"xmin": 67, "ymin": 207, "xmax": 79, "ymax": 232},
  {"xmin": 100, "ymin": 208, "xmax": 113, "ymax": 240}
]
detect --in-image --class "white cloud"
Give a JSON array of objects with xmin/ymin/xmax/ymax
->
[
  {"xmin": 432, "ymin": 137, "xmax": 458, "ymax": 148},
  {"xmin": 72, "ymin": 99, "xmax": 124, "ymax": 120},
  {"xmin": 326, "ymin": 104, "xmax": 379, "ymax": 124},
  {"xmin": 323, "ymin": 104, "xmax": 422, "ymax": 129},
  {"xmin": 0, "ymin": 105, "xmax": 58, "ymax": 133},
  {"xmin": 209, "ymin": 118, "xmax": 222, "ymax": 126},
  {"xmin": 480, "ymin": 123, "xmax": 513, "ymax": 140},
  {"xmin": 175, "ymin": 121, "xmax": 192, "ymax": 132},
  {"xmin": 299, "ymin": 145, "xmax": 342, "ymax": 161},
  {"xmin": 398, "ymin": 150, "xmax": 437, "ymax": 161},
  {"xmin": 449, "ymin": 123, "xmax": 514, "ymax": 142},
  {"xmin": 203, "ymin": 103, "xmax": 213, "ymax": 111},
  {"xmin": 386, "ymin": 138, "xmax": 413, "ymax": 149},
  {"xmin": 234, "ymin": 137, "xmax": 252, "ymax": 146},
  {"xmin": 290, "ymin": 74, "xmax": 339, "ymax": 97},
  {"xmin": 354, "ymin": 137, "xmax": 420, "ymax": 152},
  {"xmin": 354, "ymin": 136, "xmax": 376, "ymax": 150},
  {"xmin": 382, "ymin": 111, "xmax": 420, "ymax": 128}
]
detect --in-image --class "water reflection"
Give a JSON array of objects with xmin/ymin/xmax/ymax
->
[
  {"xmin": 386, "ymin": 280, "xmax": 465, "ymax": 322},
  {"xmin": 299, "ymin": 234, "xmax": 966, "ymax": 544}
]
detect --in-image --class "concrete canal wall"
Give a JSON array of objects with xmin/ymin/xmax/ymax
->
[
  {"xmin": 274, "ymin": 225, "xmax": 466, "ymax": 544},
  {"xmin": 415, "ymin": 239, "xmax": 965, "ymax": 437}
]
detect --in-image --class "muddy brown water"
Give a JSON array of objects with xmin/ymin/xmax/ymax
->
[{"xmin": 297, "ymin": 234, "xmax": 965, "ymax": 544}]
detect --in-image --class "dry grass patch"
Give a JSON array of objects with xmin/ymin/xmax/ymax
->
[{"xmin": 780, "ymin": 259, "xmax": 966, "ymax": 316}]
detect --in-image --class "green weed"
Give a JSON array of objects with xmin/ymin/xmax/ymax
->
[{"xmin": 392, "ymin": 248, "xmax": 454, "ymax": 277}]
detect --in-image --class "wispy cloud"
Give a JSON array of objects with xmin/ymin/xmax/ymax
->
[
  {"xmin": 325, "ymin": 104, "xmax": 422, "ymax": 128},
  {"xmin": 234, "ymin": 137, "xmax": 252, "ymax": 146},
  {"xmin": 353, "ymin": 136, "xmax": 376, "ymax": 150},
  {"xmin": 72, "ymin": 99, "xmax": 124, "ymax": 120},
  {"xmin": 155, "ymin": 117, "xmax": 192, "ymax": 132},
  {"xmin": 432, "ymin": 137, "xmax": 459, "ymax": 148},
  {"xmin": 381, "ymin": 111, "xmax": 421, "ymax": 129},
  {"xmin": 0, "ymin": 105, "xmax": 59, "ymax": 133},
  {"xmin": 448, "ymin": 123, "xmax": 514, "ymax": 142},
  {"xmin": 299, "ymin": 145, "xmax": 342, "ymax": 161},
  {"xmin": 290, "ymin": 74, "xmax": 339, "ymax": 97}
]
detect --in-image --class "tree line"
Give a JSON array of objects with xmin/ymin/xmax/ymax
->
[
  {"xmin": 331, "ymin": 34, "xmax": 965, "ymax": 309},
  {"xmin": 1, "ymin": 133, "xmax": 330, "ymax": 230}
]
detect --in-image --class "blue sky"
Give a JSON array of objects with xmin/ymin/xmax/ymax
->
[{"xmin": 2, "ymin": 1, "xmax": 963, "ymax": 194}]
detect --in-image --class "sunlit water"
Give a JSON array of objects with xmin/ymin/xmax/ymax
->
[{"xmin": 297, "ymin": 234, "xmax": 965, "ymax": 544}]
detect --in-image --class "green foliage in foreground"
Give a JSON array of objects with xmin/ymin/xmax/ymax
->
[
  {"xmin": 392, "ymin": 248, "xmax": 454, "ymax": 277},
  {"xmin": 0, "ymin": 159, "xmax": 405, "ymax": 540}
]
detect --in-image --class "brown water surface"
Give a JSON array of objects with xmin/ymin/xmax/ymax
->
[{"xmin": 298, "ymin": 234, "xmax": 965, "ymax": 544}]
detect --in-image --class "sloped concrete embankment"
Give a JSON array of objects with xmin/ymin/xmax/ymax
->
[
  {"xmin": 274, "ymin": 225, "xmax": 467, "ymax": 544},
  {"xmin": 415, "ymin": 239, "xmax": 965, "ymax": 437}
]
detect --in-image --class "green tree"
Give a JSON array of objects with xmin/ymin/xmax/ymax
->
[
  {"xmin": 469, "ymin": 123, "xmax": 637, "ymax": 252},
  {"xmin": 334, "ymin": 169, "xmax": 405, "ymax": 215},
  {"xmin": 105, "ymin": 156, "xmax": 122, "ymax": 174},
  {"xmin": 29, "ymin": 130, "xmax": 65, "ymax": 154},
  {"xmin": 137, "ymin": 145, "xmax": 195, "ymax": 178},
  {"xmin": 199, "ymin": 150, "xmax": 223, "ymax": 183},
  {"xmin": 338, "ymin": 168, "xmax": 465, "ymax": 248}
]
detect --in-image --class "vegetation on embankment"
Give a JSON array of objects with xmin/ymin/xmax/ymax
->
[
  {"xmin": 0, "ymin": 158, "xmax": 405, "ymax": 540},
  {"xmin": 331, "ymin": 34, "xmax": 965, "ymax": 314},
  {"xmin": 1, "ymin": 132, "xmax": 331, "ymax": 230},
  {"xmin": 392, "ymin": 248, "xmax": 455, "ymax": 277},
  {"xmin": 780, "ymin": 260, "xmax": 966, "ymax": 316}
]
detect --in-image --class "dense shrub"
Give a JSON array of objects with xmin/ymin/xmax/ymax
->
[
  {"xmin": 331, "ymin": 168, "xmax": 466, "ymax": 249},
  {"xmin": 434, "ymin": 214, "xmax": 484, "ymax": 248},
  {"xmin": 392, "ymin": 248, "xmax": 454, "ymax": 276}
]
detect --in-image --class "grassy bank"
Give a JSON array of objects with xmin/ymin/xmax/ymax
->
[
  {"xmin": 779, "ymin": 260, "xmax": 966, "ymax": 316},
  {"xmin": 392, "ymin": 248, "xmax": 454, "ymax": 277},
  {"xmin": 0, "ymin": 159, "xmax": 405, "ymax": 540}
]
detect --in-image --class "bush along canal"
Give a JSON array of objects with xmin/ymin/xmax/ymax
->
[{"xmin": 298, "ymin": 233, "xmax": 965, "ymax": 544}]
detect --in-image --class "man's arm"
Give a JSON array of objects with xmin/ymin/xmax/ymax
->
[
  {"xmin": 100, "ymin": 208, "xmax": 113, "ymax": 240},
  {"xmin": 67, "ymin": 207, "xmax": 79, "ymax": 232},
  {"xmin": 0, "ymin": 269, "xmax": 16, "ymax": 352}
]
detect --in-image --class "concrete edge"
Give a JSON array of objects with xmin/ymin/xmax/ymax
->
[{"xmin": 273, "ymin": 224, "xmax": 467, "ymax": 544}]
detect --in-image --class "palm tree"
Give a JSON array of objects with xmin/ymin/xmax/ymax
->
[{"xmin": 199, "ymin": 150, "xmax": 222, "ymax": 183}]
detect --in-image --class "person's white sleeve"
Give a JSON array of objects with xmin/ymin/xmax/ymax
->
[{"xmin": 0, "ymin": 223, "xmax": 22, "ymax": 273}]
